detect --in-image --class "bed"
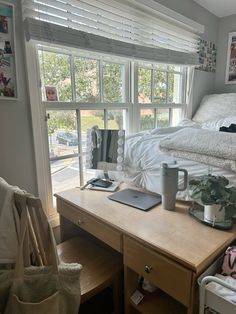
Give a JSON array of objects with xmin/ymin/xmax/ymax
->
[{"xmin": 122, "ymin": 93, "xmax": 236, "ymax": 200}]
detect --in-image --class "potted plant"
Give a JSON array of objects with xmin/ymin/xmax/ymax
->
[{"xmin": 189, "ymin": 174, "xmax": 236, "ymax": 223}]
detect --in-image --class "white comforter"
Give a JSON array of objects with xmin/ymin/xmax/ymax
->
[
  {"xmin": 123, "ymin": 126, "xmax": 236, "ymax": 197},
  {"xmin": 159, "ymin": 128, "xmax": 236, "ymax": 171}
]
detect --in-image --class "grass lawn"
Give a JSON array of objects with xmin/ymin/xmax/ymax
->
[{"xmin": 81, "ymin": 116, "xmax": 118, "ymax": 132}]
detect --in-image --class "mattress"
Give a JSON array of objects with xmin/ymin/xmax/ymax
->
[{"xmin": 122, "ymin": 126, "xmax": 236, "ymax": 200}]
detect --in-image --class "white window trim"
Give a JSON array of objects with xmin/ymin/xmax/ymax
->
[{"xmin": 25, "ymin": 41, "xmax": 53, "ymax": 219}]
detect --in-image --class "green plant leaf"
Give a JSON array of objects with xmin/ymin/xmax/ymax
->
[
  {"xmin": 224, "ymin": 204, "xmax": 236, "ymax": 220},
  {"xmin": 188, "ymin": 175, "xmax": 236, "ymax": 213}
]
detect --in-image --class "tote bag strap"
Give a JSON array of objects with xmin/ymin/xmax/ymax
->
[{"xmin": 14, "ymin": 196, "xmax": 59, "ymax": 280}]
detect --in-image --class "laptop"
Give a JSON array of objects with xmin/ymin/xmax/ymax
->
[{"xmin": 108, "ymin": 188, "xmax": 162, "ymax": 211}]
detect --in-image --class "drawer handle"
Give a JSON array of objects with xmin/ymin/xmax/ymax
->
[
  {"xmin": 144, "ymin": 265, "xmax": 152, "ymax": 274},
  {"xmin": 77, "ymin": 219, "xmax": 84, "ymax": 225}
]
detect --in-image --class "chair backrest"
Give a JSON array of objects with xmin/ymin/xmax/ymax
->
[{"xmin": 14, "ymin": 193, "xmax": 53, "ymax": 266}]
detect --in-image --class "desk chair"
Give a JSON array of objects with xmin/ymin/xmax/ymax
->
[{"xmin": 14, "ymin": 193, "xmax": 123, "ymax": 314}]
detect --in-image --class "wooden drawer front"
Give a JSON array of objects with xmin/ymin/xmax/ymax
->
[
  {"xmin": 124, "ymin": 236, "xmax": 192, "ymax": 306},
  {"xmin": 57, "ymin": 199, "xmax": 122, "ymax": 252}
]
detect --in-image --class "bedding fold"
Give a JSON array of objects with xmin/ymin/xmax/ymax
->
[{"xmin": 159, "ymin": 128, "xmax": 236, "ymax": 172}]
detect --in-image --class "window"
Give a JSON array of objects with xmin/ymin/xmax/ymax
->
[
  {"xmin": 37, "ymin": 46, "xmax": 130, "ymax": 217},
  {"xmin": 47, "ymin": 109, "xmax": 79, "ymax": 195},
  {"xmin": 74, "ymin": 57, "xmax": 99, "ymax": 102},
  {"xmin": 22, "ymin": 0, "xmax": 199, "ymax": 223},
  {"xmin": 28, "ymin": 44, "xmax": 187, "ymax": 222},
  {"xmin": 137, "ymin": 63, "xmax": 186, "ymax": 131},
  {"xmin": 39, "ymin": 51, "xmax": 72, "ymax": 102}
]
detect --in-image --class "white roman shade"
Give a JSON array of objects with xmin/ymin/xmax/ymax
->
[{"xmin": 22, "ymin": 0, "xmax": 204, "ymax": 65}]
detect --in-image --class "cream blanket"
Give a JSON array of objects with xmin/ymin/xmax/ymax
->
[
  {"xmin": 0, "ymin": 178, "xmax": 22, "ymax": 263},
  {"xmin": 159, "ymin": 128, "xmax": 236, "ymax": 171}
]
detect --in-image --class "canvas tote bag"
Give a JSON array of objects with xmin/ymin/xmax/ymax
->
[
  {"xmin": 0, "ymin": 267, "xmax": 14, "ymax": 314},
  {"xmin": 4, "ymin": 205, "xmax": 82, "ymax": 314}
]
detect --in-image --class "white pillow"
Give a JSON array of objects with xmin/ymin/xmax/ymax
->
[
  {"xmin": 193, "ymin": 93, "xmax": 236, "ymax": 123},
  {"xmin": 201, "ymin": 116, "xmax": 236, "ymax": 130}
]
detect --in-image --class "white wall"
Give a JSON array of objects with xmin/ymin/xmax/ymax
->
[
  {"xmin": 192, "ymin": 71, "xmax": 215, "ymax": 115},
  {"xmin": 215, "ymin": 14, "xmax": 236, "ymax": 93},
  {"xmin": 0, "ymin": 0, "xmax": 221, "ymax": 192},
  {"xmin": 0, "ymin": 0, "xmax": 37, "ymax": 193},
  {"xmin": 155, "ymin": 0, "xmax": 219, "ymax": 42}
]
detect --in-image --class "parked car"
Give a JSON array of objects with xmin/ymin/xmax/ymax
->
[{"xmin": 56, "ymin": 131, "xmax": 78, "ymax": 146}]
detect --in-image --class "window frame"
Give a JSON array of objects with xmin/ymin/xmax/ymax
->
[{"xmin": 25, "ymin": 41, "xmax": 187, "ymax": 224}]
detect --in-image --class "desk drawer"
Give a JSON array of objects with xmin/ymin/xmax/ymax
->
[
  {"xmin": 124, "ymin": 236, "xmax": 192, "ymax": 306},
  {"xmin": 57, "ymin": 199, "xmax": 122, "ymax": 252}
]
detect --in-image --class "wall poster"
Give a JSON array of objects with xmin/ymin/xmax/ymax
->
[
  {"xmin": 197, "ymin": 39, "xmax": 216, "ymax": 73},
  {"xmin": 225, "ymin": 32, "xmax": 236, "ymax": 84},
  {"xmin": 0, "ymin": 2, "xmax": 16, "ymax": 99}
]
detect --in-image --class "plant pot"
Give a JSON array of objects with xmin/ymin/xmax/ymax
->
[{"xmin": 204, "ymin": 204, "xmax": 225, "ymax": 223}]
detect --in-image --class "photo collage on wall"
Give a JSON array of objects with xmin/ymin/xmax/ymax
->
[
  {"xmin": 197, "ymin": 39, "xmax": 217, "ymax": 73},
  {"xmin": 0, "ymin": 3, "xmax": 15, "ymax": 98},
  {"xmin": 225, "ymin": 32, "xmax": 236, "ymax": 84}
]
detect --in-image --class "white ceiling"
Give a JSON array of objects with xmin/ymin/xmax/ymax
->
[{"xmin": 194, "ymin": 0, "xmax": 236, "ymax": 17}]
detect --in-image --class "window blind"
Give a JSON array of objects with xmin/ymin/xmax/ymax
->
[{"xmin": 22, "ymin": 0, "xmax": 204, "ymax": 65}]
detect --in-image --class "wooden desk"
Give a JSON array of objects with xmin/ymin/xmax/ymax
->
[{"xmin": 55, "ymin": 187, "xmax": 236, "ymax": 314}]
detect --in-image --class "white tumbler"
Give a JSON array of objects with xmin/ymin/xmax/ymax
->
[{"xmin": 160, "ymin": 162, "xmax": 188, "ymax": 210}]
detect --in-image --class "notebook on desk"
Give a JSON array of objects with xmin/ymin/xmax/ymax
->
[{"xmin": 108, "ymin": 188, "xmax": 162, "ymax": 211}]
